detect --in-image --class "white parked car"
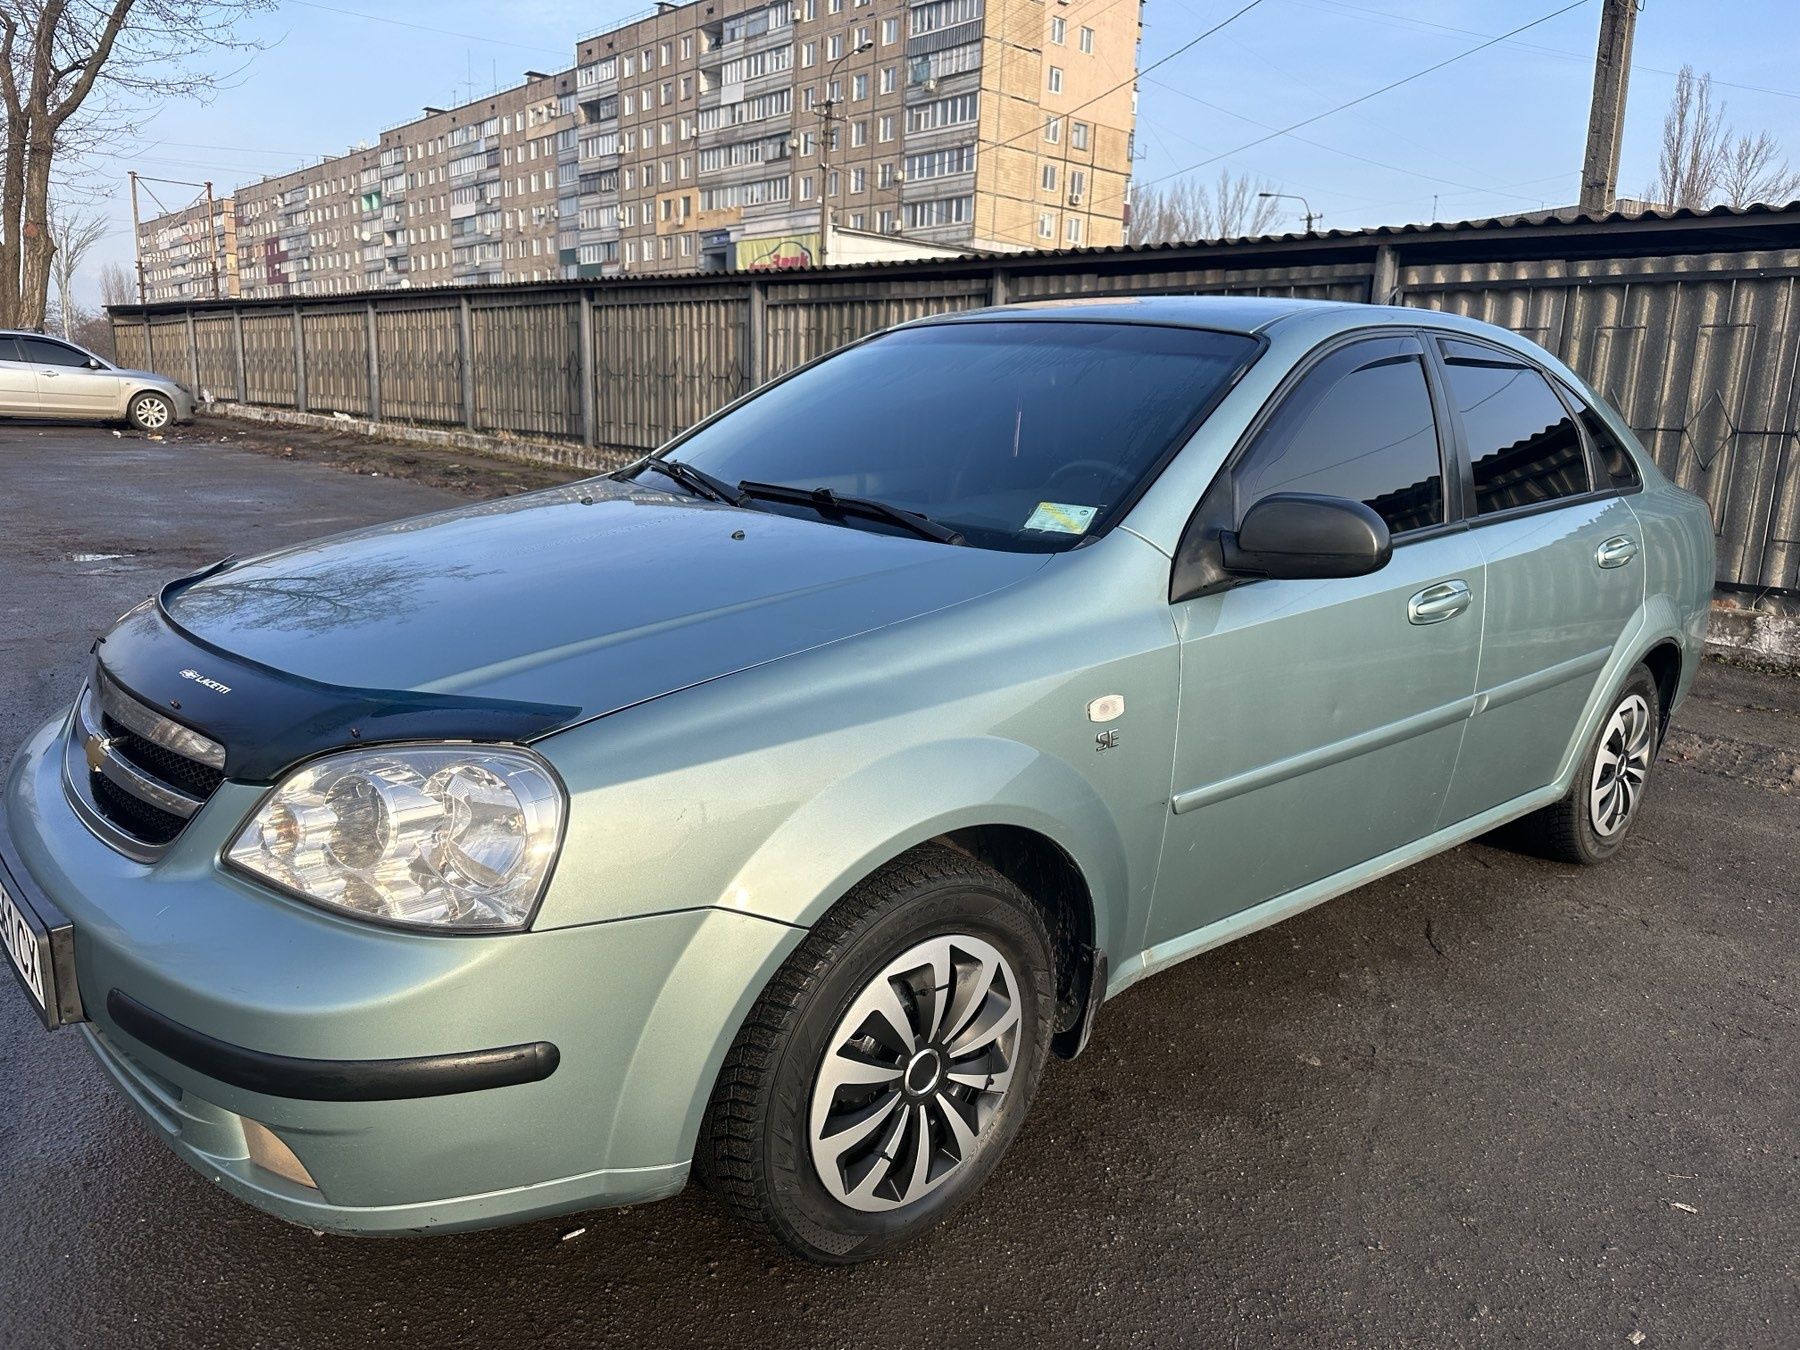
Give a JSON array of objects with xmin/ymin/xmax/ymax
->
[{"xmin": 0, "ymin": 330, "xmax": 195, "ymax": 432}]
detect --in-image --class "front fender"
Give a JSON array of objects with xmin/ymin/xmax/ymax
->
[{"xmin": 719, "ymin": 735, "xmax": 1138, "ymax": 961}]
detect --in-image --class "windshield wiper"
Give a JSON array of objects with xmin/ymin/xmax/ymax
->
[
  {"xmin": 631, "ymin": 455, "xmax": 745, "ymax": 506},
  {"xmin": 736, "ymin": 480, "xmax": 965, "ymax": 545}
]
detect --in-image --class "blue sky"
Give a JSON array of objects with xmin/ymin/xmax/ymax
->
[{"xmin": 76, "ymin": 0, "xmax": 1800, "ymax": 307}]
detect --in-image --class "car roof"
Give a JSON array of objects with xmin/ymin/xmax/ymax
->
[{"xmin": 910, "ymin": 295, "xmax": 1359, "ymax": 336}]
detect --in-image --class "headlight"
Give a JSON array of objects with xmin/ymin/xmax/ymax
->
[{"xmin": 226, "ymin": 745, "xmax": 564, "ymax": 932}]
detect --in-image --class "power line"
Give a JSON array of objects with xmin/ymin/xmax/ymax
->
[
  {"xmin": 1289, "ymin": 0, "xmax": 1800, "ymax": 104},
  {"xmin": 1108, "ymin": 0, "xmax": 1593, "ymax": 210},
  {"xmin": 980, "ymin": 0, "xmax": 1271, "ymax": 158},
  {"xmin": 282, "ymin": 0, "xmax": 572, "ymax": 58},
  {"xmin": 1143, "ymin": 77, "xmax": 1561, "ymax": 204}
]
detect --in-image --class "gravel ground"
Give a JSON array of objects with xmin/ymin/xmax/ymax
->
[{"xmin": 1, "ymin": 422, "xmax": 1795, "ymax": 1349}]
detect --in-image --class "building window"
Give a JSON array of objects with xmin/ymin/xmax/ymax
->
[
  {"xmin": 1048, "ymin": 66, "xmax": 1063, "ymax": 94},
  {"xmin": 850, "ymin": 119, "xmax": 867, "ymax": 147},
  {"xmin": 878, "ymin": 113, "xmax": 895, "ymax": 142},
  {"xmin": 880, "ymin": 65, "xmax": 897, "ymax": 94},
  {"xmin": 1065, "ymin": 216, "xmax": 1083, "ymax": 243},
  {"xmin": 800, "ymin": 173, "xmax": 815, "ymax": 199},
  {"xmin": 1069, "ymin": 169, "xmax": 1087, "ymax": 199},
  {"xmin": 905, "ymin": 195, "xmax": 971, "ymax": 228},
  {"xmin": 851, "ymin": 167, "xmax": 866, "ymax": 193},
  {"xmin": 1038, "ymin": 212, "xmax": 1054, "ymax": 239},
  {"xmin": 852, "ymin": 73, "xmax": 868, "ymax": 100},
  {"xmin": 681, "ymin": 34, "xmax": 693, "ymax": 59},
  {"xmin": 1079, "ymin": 25, "xmax": 1095, "ymax": 53},
  {"xmin": 828, "ymin": 33, "xmax": 843, "ymax": 58},
  {"xmin": 802, "ymin": 40, "xmax": 816, "ymax": 66},
  {"xmin": 878, "ymin": 161, "xmax": 894, "ymax": 187},
  {"xmin": 1072, "ymin": 120, "xmax": 1090, "ymax": 151},
  {"xmin": 1041, "ymin": 164, "xmax": 1057, "ymax": 191},
  {"xmin": 1044, "ymin": 116, "xmax": 1061, "ymax": 144},
  {"xmin": 828, "ymin": 168, "xmax": 840, "ymax": 196},
  {"xmin": 1050, "ymin": 15, "xmax": 1065, "ymax": 43},
  {"xmin": 881, "ymin": 16, "xmax": 899, "ymax": 43}
]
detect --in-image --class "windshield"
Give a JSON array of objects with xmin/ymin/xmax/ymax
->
[{"xmin": 641, "ymin": 320, "xmax": 1259, "ymax": 551}]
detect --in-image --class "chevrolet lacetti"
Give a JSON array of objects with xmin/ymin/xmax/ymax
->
[{"xmin": 1, "ymin": 297, "xmax": 1713, "ymax": 1262}]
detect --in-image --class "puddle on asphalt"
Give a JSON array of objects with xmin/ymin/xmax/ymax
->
[{"xmin": 68, "ymin": 552, "xmax": 130, "ymax": 563}]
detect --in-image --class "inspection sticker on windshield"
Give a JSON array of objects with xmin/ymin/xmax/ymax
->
[{"xmin": 1024, "ymin": 502, "xmax": 1098, "ymax": 535}]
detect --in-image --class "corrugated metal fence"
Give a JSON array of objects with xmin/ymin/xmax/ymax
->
[{"xmin": 111, "ymin": 208, "xmax": 1800, "ymax": 596}]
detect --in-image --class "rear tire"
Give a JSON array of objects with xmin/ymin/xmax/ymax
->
[
  {"xmin": 127, "ymin": 391, "xmax": 173, "ymax": 433},
  {"xmin": 697, "ymin": 843, "xmax": 1055, "ymax": 1264},
  {"xmin": 1503, "ymin": 664, "xmax": 1662, "ymax": 864}
]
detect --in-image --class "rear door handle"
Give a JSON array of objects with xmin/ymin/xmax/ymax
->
[
  {"xmin": 1596, "ymin": 535, "xmax": 1639, "ymax": 568},
  {"xmin": 38, "ymin": 370, "xmax": 57, "ymax": 378},
  {"xmin": 1408, "ymin": 579, "xmax": 1473, "ymax": 625}
]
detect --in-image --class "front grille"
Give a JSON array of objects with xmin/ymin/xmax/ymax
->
[
  {"xmin": 90, "ymin": 771, "xmax": 189, "ymax": 844},
  {"xmin": 100, "ymin": 713, "xmax": 226, "ymax": 798},
  {"xmin": 64, "ymin": 666, "xmax": 228, "ymax": 862}
]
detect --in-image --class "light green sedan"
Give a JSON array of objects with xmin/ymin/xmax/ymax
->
[{"xmin": 0, "ymin": 297, "xmax": 1713, "ymax": 1262}]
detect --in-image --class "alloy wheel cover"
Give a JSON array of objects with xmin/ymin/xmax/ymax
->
[{"xmin": 808, "ymin": 933, "xmax": 1022, "ymax": 1213}]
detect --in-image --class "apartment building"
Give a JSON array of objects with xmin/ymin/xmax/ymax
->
[
  {"xmin": 132, "ymin": 194, "xmax": 238, "ymax": 302},
  {"xmin": 135, "ymin": 0, "xmax": 1139, "ymax": 296}
]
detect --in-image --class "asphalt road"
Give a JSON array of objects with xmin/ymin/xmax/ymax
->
[{"xmin": 1, "ymin": 424, "xmax": 1795, "ymax": 1349}]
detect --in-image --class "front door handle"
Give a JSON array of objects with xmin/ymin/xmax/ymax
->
[
  {"xmin": 1596, "ymin": 535, "xmax": 1639, "ymax": 568},
  {"xmin": 1408, "ymin": 579, "xmax": 1473, "ymax": 625},
  {"xmin": 38, "ymin": 370, "xmax": 58, "ymax": 378}
]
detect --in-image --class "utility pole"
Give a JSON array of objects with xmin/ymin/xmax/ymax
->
[
  {"xmin": 816, "ymin": 39, "xmax": 872, "ymax": 267},
  {"xmin": 1258, "ymin": 191, "xmax": 1320, "ymax": 232},
  {"xmin": 1579, "ymin": 0, "xmax": 1639, "ymax": 214},
  {"xmin": 128, "ymin": 171, "xmax": 148, "ymax": 304},
  {"xmin": 204, "ymin": 180, "xmax": 222, "ymax": 299}
]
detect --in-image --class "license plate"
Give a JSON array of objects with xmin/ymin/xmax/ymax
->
[
  {"xmin": 0, "ymin": 845, "xmax": 81, "ymax": 1029},
  {"xmin": 0, "ymin": 873, "xmax": 47, "ymax": 1013}
]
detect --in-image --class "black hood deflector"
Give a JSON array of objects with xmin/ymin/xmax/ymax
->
[{"xmin": 93, "ymin": 562, "xmax": 581, "ymax": 784}]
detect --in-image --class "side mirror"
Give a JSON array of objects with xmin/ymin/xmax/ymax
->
[
  {"xmin": 83, "ymin": 358, "xmax": 104, "ymax": 370},
  {"xmin": 1220, "ymin": 492, "xmax": 1392, "ymax": 581}
]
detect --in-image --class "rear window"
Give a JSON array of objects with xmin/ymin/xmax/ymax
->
[
  {"xmin": 650, "ymin": 321, "xmax": 1260, "ymax": 551},
  {"xmin": 1440, "ymin": 339, "xmax": 1590, "ymax": 515}
]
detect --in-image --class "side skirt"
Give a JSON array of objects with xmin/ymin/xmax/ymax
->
[{"xmin": 1106, "ymin": 780, "xmax": 1565, "ymax": 997}]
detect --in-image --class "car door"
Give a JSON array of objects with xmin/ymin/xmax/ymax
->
[
  {"xmin": 1431, "ymin": 337, "xmax": 1645, "ymax": 824},
  {"xmin": 17, "ymin": 335, "xmax": 119, "ymax": 416},
  {"xmin": 0, "ymin": 335, "xmax": 41, "ymax": 414},
  {"xmin": 1147, "ymin": 333, "xmax": 1485, "ymax": 949}
]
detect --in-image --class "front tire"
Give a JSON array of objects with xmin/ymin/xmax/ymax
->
[
  {"xmin": 127, "ymin": 391, "xmax": 173, "ymax": 433},
  {"xmin": 697, "ymin": 844, "xmax": 1055, "ymax": 1264},
  {"xmin": 1505, "ymin": 663, "xmax": 1662, "ymax": 864}
]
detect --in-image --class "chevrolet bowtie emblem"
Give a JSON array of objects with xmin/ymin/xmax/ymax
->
[{"xmin": 84, "ymin": 732, "xmax": 113, "ymax": 775}]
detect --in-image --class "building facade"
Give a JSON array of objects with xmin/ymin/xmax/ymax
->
[
  {"xmin": 135, "ymin": 0, "xmax": 1139, "ymax": 296},
  {"xmin": 133, "ymin": 195, "xmax": 238, "ymax": 302}
]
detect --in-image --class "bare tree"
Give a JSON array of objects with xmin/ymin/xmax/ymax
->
[
  {"xmin": 97, "ymin": 257, "xmax": 135, "ymax": 307},
  {"xmin": 1128, "ymin": 170, "xmax": 1285, "ymax": 245},
  {"xmin": 47, "ymin": 200, "xmax": 108, "ymax": 336},
  {"xmin": 1648, "ymin": 65, "xmax": 1800, "ymax": 209},
  {"xmin": 1718, "ymin": 130, "xmax": 1800, "ymax": 210},
  {"xmin": 0, "ymin": 2, "xmax": 269, "ymax": 329}
]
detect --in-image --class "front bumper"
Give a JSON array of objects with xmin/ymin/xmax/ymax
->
[{"xmin": 2, "ymin": 715, "xmax": 805, "ymax": 1234}]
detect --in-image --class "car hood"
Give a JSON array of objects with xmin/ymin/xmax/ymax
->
[{"xmin": 163, "ymin": 479, "xmax": 1048, "ymax": 722}]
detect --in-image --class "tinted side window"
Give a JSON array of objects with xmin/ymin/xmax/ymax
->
[
  {"xmin": 1440, "ymin": 340, "xmax": 1589, "ymax": 515},
  {"xmin": 19, "ymin": 337, "xmax": 90, "ymax": 368},
  {"xmin": 1573, "ymin": 400, "xmax": 1642, "ymax": 491},
  {"xmin": 0, "ymin": 336, "xmax": 20, "ymax": 362},
  {"xmin": 1236, "ymin": 337, "xmax": 1444, "ymax": 537}
]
